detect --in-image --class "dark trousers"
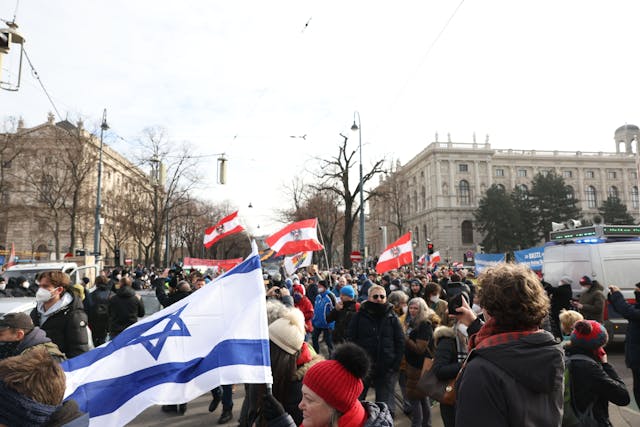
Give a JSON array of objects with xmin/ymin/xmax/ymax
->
[
  {"xmin": 440, "ymin": 403, "xmax": 456, "ymax": 427},
  {"xmin": 633, "ymin": 367, "xmax": 640, "ymax": 409},
  {"xmin": 360, "ymin": 370, "xmax": 395, "ymax": 415},
  {"xmin": 212, "ymin": 384, "xmax": 234, "ymax": 410},
  {"xmin": 312, "ymin": 328, "xmax": 333, "ymax": 355}
]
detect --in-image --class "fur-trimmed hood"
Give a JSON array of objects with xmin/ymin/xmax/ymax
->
[
  {"xmin": 433, "ymin": 325, "xmax": 455, "ymax": 343},
  {"xmin": 295, "ymin": 353, "xmax": 324, "ymax": 381}
]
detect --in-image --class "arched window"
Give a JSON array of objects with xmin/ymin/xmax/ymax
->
[
  {"xmin": 459, "ymin": 180, "xmax": 470, "ymax": 205},
  {"xmin": 414, "ymin": 226, "xmax": 420, "ymax": 246},
  {"xmin": 496, "ymin": 183, "xmax": 506, "ymax": 192},
  {"xmin": 422, "ymin": 224, "xmax": 428, "ymax": 243},
  {"xmin": 566, "ymin": 185, "xmax": 575, "ymax": 200},
  {"xmin": 586, "ymin": 186, "xmax": 597, "ymax": 208},
  {"xmin": 413, "ymin": 191, "xmax": 418, "ymax": 212},
  {"xmin": 608, "ymin": 186, "xmax": 619, "ymax": 200},
  {"xmin": 516, "ymin": 184, "xmax": 528, "ymax": 193},
  {"xmin": 515, "ymin": 184, "xmax": 529, "ymax": 199},
  {"xmin": 461, "ymin": 220, "xmax": 473, "ymax": 244},
  {"xmin": 406, "ymin": 194, "xmax": 411, "ymax": 214},
  {"xmin": 421, "ymin": 186, "xmax": 426, "ymax": 209},
  {"xmin": 631, "ymin": 186, "xmax": 639, "ymax": 209}
]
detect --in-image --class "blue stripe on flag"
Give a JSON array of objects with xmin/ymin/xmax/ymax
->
[
  {"xmin": 67, "ymin": 338, "xmax": 270, "ymax": 416},
  {"xmin": 220, "ymin": 253, "xmax": 261, "ymax": 277}
]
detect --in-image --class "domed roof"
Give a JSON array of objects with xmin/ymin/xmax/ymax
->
[{"xmin": 615, "ymin": 124, "xmax": 640, "ymax": 135}]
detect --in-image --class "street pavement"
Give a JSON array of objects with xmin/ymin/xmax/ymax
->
[{"xmin": 128, "ymin": 342, "xmax": 639, "ymax": 426}]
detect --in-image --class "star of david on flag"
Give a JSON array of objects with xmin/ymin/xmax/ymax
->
[{"xmin": 62, "ymin": 243, "xmax": 272, "ymax": 427}]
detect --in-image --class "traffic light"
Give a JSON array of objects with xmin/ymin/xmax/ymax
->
[
  {"xmin": 427, "ymin": 242, "xmax": 434, "ymax": 254},
  {"xmin": 114, "ymin": 248, "xmax": 121, "ymax": 266}
]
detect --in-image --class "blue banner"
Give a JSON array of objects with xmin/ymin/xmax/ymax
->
[
  {"xmin": 474, "ymin": 253, "xmax": 506, "ymax": 273},
  {"xmin": 514, "ymin": 246, "xmax": 544, "ymax": 271}
]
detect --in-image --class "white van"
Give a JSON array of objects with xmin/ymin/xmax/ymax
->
[
  {"xmin": 543, "ymin": 233, "xmax": 640, "ymax": 342},
  {"xmin": 3, "ymin": 262, "xmax": 99, "ymax": 287}
]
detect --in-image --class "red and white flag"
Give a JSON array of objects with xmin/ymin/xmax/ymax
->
[
  {"xmin": 265, "ymin": 218, "xmax": 324, "ymax": 256},
  {"xmin": 203, "ymin": 211, "xmax": 245, "ymax": 248},
  {"xmin": 428, "ymin": 251, "xmax": 442, "ymax": 269},
  {"xmin": 5, "ymin": 242, "xmax": 15, "ymax": 268},
  {"xmin": 376, "ymin": 232, "xmax": 413, "ymax": 274}
]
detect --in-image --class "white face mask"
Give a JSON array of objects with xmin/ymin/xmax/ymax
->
[
  {"xmin": 472, "ymin": 303, "xmax": 483, "ymax": 315},
  {"xmin": 430, "ymin": 295, "xmax": 439, "ymax": 303},
  {"xmin": 0, "ymin": 283, "xmax": 5, "ymax": 291},
  {"xmin": 21, "ymin": 281, "xmax": 30, "ymax": 289},
  {"xmin": 402, "ymin": 305, "xmax": 408, "ymax": 314},
  {"xmin": 35, "ymin": 287, "xmax": 55, "ymax": 303},
  {"xmin": 390, "ymin": 284, "xmax": 398, "ymax": 291}
]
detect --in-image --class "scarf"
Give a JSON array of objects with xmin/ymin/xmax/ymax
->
[
  {"xmin": 468, "ymin": 317, "xmax": 542, "ymax": 351},
  {"xmin": 296, "ymin": 342, "xmax": 313, "ymax": 367},
  {"xmin": 300, "ymin": 400, "xmax": 367, "ymax": 427},
  {"xmin": 0, "ymin": 382, "xmax": 60, "ymax": 426}
]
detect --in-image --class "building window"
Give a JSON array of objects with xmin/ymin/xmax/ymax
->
[
  {"xmin": 461, "ymin": 220, "xmax": 473, "ymax": 244},
  {"xmin": 496, "ymin": 184, "xmax": 506, "ymax": 191},
  {"xmin": 608, "ymin": 186, "xmax": 619, "ymax": 200},
  {"xmin": 459, "ymin": 164, "xmax": 468, "ymax": 172},
  {"xmin": 517, "ymin": 169, "xmax": 527, "ymax": 177},
  {"xmin": 413, "ymin": 191, "xmax": 418, "ymax": 212},
  {"xmin": 586, "ymin": 186, "xmax": 597, "ymax": 208},
  {"xmin": 516, "ymin": 184, "xmax": 529, "ymax": 193},
  {"xmin": 566, "ymin": 186, "xmax": 575, "ymax": 200},
  {"xmin": 631, "ymin": 186, "xmax": 639, "ymax": 209},
  {"xmin": 459, "ymin": 180, "xmax": 470, "ymax": 205},
  {"xmin": 423, "ymin": 224, "xmax": 428, "ymax": 243},
  {"xmin": 563, "ymin": 170, "xmax": 572, "ymax": 178},
  {"xmin": 585, "ymin": 170, "xmax": 594, "ymax": 179},
  {"xmin": 414, "ymin": 226, "xmax": 419, "ymax": 246},
  {"xmin": 495, "ymin": 168, "xmax": 504, "ymax": 177},
  {"xmin": 632, "ymin": 172, "xmax": 638, "ymax": 180},
  {"xmin": 540, "ymin": 169, "xmax": 549, "ymax": 177},
  {"xmin": 608, "ymin": 171, "xmax": 617, "ymax": 180},
  {"xmin": 421, "ymin": 186, "xmax": 426, "ymax": 209}
]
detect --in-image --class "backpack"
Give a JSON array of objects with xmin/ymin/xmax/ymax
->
[
  {"xmin": 89, "ymin": 289, "xmax": 111, "ymax": 321},
  {"xmin": 562, "ymin": 354, "xmax": 599, "ymax": 427}
]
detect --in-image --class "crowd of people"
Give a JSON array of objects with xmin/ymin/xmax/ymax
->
[{"xmin": 0, "ymin": 260, "xmax": 638, "ymax": 427}]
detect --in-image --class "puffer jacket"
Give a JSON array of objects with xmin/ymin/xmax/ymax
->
[
  {"xmin": 347, "ymin": 301, "xmax": 405, "ymax": 374},
  {"xmin": 456, "ymin": 330, "xmax": 564, "ymax": 427},
  {"xmin": 109, "ymin": 286, "xmax": 145, "ymax": 335},
  {"xmin": 579, "ymin": 281, "xmax": 606, "ymax": 323},
  {"xmin": 312, "ymin": 290, "xmax": 335, "ymax": 330},
  {"xmin": 608, "ymin": 290, "xmax": 640, "ymax": 369},
  {"xmin": 565, "ymin": 346, "xmax": 630, "ymax": 426},
  {"xmin": 30, "ymin": 292, "xmax": 90, "ymax": 358}
]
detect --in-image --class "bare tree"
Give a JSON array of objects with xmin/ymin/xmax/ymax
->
[
  {"xmin": 372, "ymin": 163, "xmax": 406, "ymax": 236},
  {"xmin": 313, "ymin": 134, "xmax": 385, "ymax": 267},
  {"xmin": 0, "ymin": 117, "xmax": 25, "ymax": 245}
]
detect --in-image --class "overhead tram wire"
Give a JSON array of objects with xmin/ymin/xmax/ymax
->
[{"xmin": 22, "ymin": 48, "xmax": 63, "ymax": 121}]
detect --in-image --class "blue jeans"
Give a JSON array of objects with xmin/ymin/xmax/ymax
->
[{"xmin": 311, "ymin": 328, "xmax": 333, "ymax": 355}]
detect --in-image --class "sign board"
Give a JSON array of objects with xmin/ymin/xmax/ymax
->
[
  {"xmin": 350, "ymin": 251, "xmax": 363, "ymax": 262},
  {"xmin": 464, "ymin": 250, "xmax": 474, "ymax": 263}
]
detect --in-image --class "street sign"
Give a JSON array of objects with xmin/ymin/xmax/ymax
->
[{"xmin": 350, "ymin": 251, "xmax": 363, "ymax": 262}]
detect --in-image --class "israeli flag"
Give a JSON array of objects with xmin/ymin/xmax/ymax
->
[{"xmin": 62, "ymin": 245, "xmax": 272, "ymax": 426}]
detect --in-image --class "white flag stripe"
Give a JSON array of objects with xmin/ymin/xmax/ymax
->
[
  {"xmin": 377, "ymin": 240, "xmax": 413, "ymax": 262},
  {"xmin": 268, "ymin": 226, "xmax": 318, "ymax": 253}
]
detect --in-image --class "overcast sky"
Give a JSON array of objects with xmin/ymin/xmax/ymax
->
[{"xmin": 2, "ymin": 1, "xmax": 640, "ymax": 235}]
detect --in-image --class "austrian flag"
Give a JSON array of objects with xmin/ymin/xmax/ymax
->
[
  {"xmin": 265, "ymin": 218, "xmax": 324, "ymax": 256},
  {"xmin": 376, "ymin": 232, "xmax": 413, "ymax": 274},
  {"xmin": 204, "ymin": 211, "xmax": 245, "ymax": 248}
]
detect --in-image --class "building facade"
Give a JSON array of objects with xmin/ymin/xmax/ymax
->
[
  {"xmin": 369, "ymin": 125, "xmax": 640, "ymax": 264},
  {"xmin": 0, "ymin": 113, "xmax": 154, "ymax": 264}
]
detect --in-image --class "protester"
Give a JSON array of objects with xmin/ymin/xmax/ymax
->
[
  {"xmin": 454, "ymin": 263, "xmax": 564, "ymax": 426},
  {"xmin": 0, "ymin": 348, "xmax": 89, "ymax": 426},
  {"xmin": 293, "ymin": 283, "xmax": 314, "ymax": 337},
  {"xmin": 326, "ymin": 285, "xmax": 360, "ymax": 345},
  {"xmin": 311, "ymin": 280, "xmax": 336, "ymax": 355},
  {"xmin": 559, "ymin": 309, "xmax": 584, "ymax": 343},
  {"xmin": 262, "ymin": 342, "xmax": 393, "ymax": 427},
  {"xmin": 404, "ymin": 298, "xmax": 438, "ymax": 427},
  {"xmin": 0, "ymin": 312, "xmax": 65, "ymax": 361},
  {"xmin": 84, "ymin": 275, "xmax": 114, "ymax": 347},
  {"xmin": 109, "ymin": 276, "xmax": 145, "ymax": 339},
  {"xmin": 0, "ymin": 277, "xmax": 12, "ymax": 297},
  {"xmin": 608, "ymin": 283, "xmax": 640, "ymax": 407},
  {"xmin": 572, "ymin": 275, "xmax": 606, "ymax": 323},
  {"xmin": 565, "ymin": 319, "xmax": 630, "ymax": 425},
  {"xmin": 348, "ymin": 284, "xmax": 404, "ymax": 417},
  {"xmin": 29, "ymin": 271, "xmax": 90, "ymax": 358},
  {"xmin": 544, "ymin": 275, "xmax": 574, "ymax": 339},
  {"xmin": 424, "ymin": 282, "xmax": 449, "ymax": 327}
]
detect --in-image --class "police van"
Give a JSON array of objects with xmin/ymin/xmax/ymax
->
[
  {"xmin": 3, "ymin": 261, "xmax": 98, "ymax": 287},
  {"xmin": 542, "ymin": 224, "xmax": 640, "ymax": 342}
]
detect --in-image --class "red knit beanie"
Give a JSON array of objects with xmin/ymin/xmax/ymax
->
[{"xmin": 302, "ymin": 343, "xmax": 369, "ymax": 413}]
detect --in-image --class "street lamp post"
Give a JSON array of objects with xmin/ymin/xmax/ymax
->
[
  {"xmin": 351, "ymin": 111, "xmax": 365, "ymax": 263},
  {"xmin": 93, "ymin": 109, "xmax": 108, "ymax": 264}
]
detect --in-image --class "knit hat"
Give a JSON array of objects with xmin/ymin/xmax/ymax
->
[
  {"xmin": 269, "ymin": 308, "xmax": 305, "ymax": 355},
  {"xmin": 559, "ymin": 275, "xmax": 573, "ymax": 285},
  {"xmin": 340, "ymin": 286, "xmax": 356, "ymax": 299},
  {"xmin": 579, "ymin": 276, "xmax": 592, "ymax": 286},
  {"xmin": 570, "ymin": 320, "xmax": 608, "ymax": 350},
  {"xmin": 293, "ymin": 284, "xmax": 305, "ymax": 296},
  {"xmin": 302, "ymin": 343, "xmax": 369, "ymax": 413}
]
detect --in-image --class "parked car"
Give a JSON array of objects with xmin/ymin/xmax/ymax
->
[{"xmin": 0, "ymin": 297, "xmax": 36, "ymax": 316}]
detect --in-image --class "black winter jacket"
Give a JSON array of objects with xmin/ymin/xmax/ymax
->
[
  {"xmin": 456, "ymin": 330, "xmax": 564, "ymax": 427},
  {"xmin": 30, "ymin": 292, "xmax": 90, "ymax": 358},
  {"xmin": 608, "ymin": 290, "xmax": 640, "ymax": 369},
  {"xmin": 347, "ymin": 301, "xmax": 404, "ymax": 374},
  {"xmin": 109, "ymin": 286, "xmax": 145, "ymax": 335},
  {"xmin": 155, "ymin": 285, "xmax": 191, "ymax": 308},
  {"xmin": 326, "ymin": 300, "xmax": 359, "ymax": 344},
  {"xmin": 565, "ymin": 347, "xmax": 630, "ymax": 425}
]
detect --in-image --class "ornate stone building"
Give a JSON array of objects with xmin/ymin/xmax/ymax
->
[
  {"xmin": 0, "ymin": 113, "xmax": 154, "ymax": 264},
  {"xmin": 369, "ymin": 126, "xmax": 640, "ymax": 264}
]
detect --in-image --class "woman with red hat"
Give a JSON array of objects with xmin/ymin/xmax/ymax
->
[{"xmin": 263, "ymin": 342, "xmax": 393, "ymax": 427}]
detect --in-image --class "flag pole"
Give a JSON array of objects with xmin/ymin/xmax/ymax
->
[{"xmin": 315, "ymin": 219, "xmax": 332, "ymax": 285}]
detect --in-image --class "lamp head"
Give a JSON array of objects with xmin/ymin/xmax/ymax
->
[{"xmin": 351, "ymin": 122, "xmax": 359, "ymax": 132}]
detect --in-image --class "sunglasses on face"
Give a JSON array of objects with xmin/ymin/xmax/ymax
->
[{"xmin": 371, "ymin": 294, "xmax": 386, "ymax": 300}]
